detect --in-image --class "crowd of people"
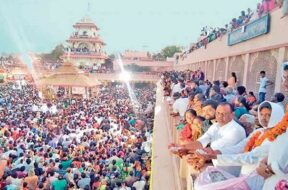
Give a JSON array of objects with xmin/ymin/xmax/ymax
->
[
  {"xmin": 0, "ymin": 81, "xmax": 155, "ymax": 190},
  {"xmin": 85, "ymin": 64, "xmax": 113, "ymax": 74},
  {"xmin": 42, "ymin": 61, "xmax": 63, "ymax": 71},
  {"xmin": 162, "ymin": 69, "xmax": 288, "ymax": 190},
  {"xmin": 0, "ymin": 56, "xmax": 19, "ymax": 69},
  {"xmin": 178, "ymin": 0, "xmax": 287, "ymax": 59}
]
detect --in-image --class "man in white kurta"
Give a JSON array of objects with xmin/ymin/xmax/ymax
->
[
  {"xmin": 172, "ymin": 94, "xmax": 189, "ymax": 118},
  {"xmin": 178, "ymin": 103, "xmax": 246, "ymax": 152},
  {"xmin": 212, "ymin": 101, "xmax": 284, "ymax": 175},
  {"xmin": 171, "ymin": 103, "xmax": 246, "ymax": 179}
]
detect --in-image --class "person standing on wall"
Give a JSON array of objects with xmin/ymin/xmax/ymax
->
[{"xmin": 257, "ymin": 71, "xmax": 274, "ymax": 103}]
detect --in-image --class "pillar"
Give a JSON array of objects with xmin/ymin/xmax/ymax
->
[
  {"xmin": 275, "ymin": 47, "xmax": 286, "ymax": 92},
  {"xmin": 212, "ymin": 60, "xmax": 216, "ymax": 81},
  {"xmin": 242, "ymin": 53, "xmax": 250, "ymax": 87},
  {"xmin": 204, "ymin": 61, "xmax": 208, "ymax": 80},
  {"xmin": 224, "ymin": 57, "xmax": 229, "ymax": 81}
]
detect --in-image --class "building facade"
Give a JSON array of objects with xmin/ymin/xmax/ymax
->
[{"xmin": 113, "ymin": 51, "xmax": 173, "ymax": 72}]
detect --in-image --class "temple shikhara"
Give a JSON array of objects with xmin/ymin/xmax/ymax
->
[{"xmin": 62, "ymin": 17, "xmax": 108, "ymax": 68}]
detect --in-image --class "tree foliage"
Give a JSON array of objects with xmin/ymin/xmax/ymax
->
[
  {"xmin": 151, "ymin": 45, "xmax": 182, "ymax": 61},
  {"xmin": 108, "ymin": 54, "xmax": 115, "ymax": 60},
  {"xmin": 160, "ymin": 45, "xmax": 182, "ymax": 58},
  {"xmin": 124, "ymin": 63, "xmax": 151, "ymax": 72},
  {"xmin": 42, "ymin": 44, "xmax": 64, "ymax": 61}
]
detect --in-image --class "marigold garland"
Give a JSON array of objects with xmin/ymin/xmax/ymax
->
[{"xmin": 244, "ymin": 112, "xmax": 288, "ymax": 152}]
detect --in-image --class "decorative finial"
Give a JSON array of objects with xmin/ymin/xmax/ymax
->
[{"xmin": 87, "ymin": 0, "xmax": 91, "ymax": 16}]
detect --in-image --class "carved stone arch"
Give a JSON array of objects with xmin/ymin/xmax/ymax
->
[
  {"xmin": 228, "ymin": 55, "xmax": 245, "ymax": 86},
  {"xmin": 246, "ymin": 51, "xmax": 277, "ymax": 99},
  {"xmin": 78, "ymin": 42, "xmax": 91, "ymax": 50},
  {"xmin": 214, "ymin": 59, "xmax": 226, "ymax": 82},
  {"xmin": 271, "ymin": 49, "xmax": 280, "ymax": 59}
]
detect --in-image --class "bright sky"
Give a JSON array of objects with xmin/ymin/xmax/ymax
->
[{"xmin": 0, "ymin": 0, "xmax": 260, "ymax": 55}]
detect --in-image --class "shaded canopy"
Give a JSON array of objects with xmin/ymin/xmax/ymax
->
[
  {"xmin": 38, "ymin": 73, "xmax": 101, "ymax": 87},
  {"xmin": 38, "ymin": 62, "xmax": 101, "ymax": 87}
]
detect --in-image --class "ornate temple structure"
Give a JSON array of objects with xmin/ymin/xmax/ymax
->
[
  {"xmin": 38, "ymin": 62, "xmax": 101, "ymax": 99},
  {"xmin": 62, "ymin": 17, "xmax": 108, "ymax": 68}
]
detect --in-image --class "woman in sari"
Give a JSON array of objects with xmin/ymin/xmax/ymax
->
[
  {"xmin": 228, "ymin": 72, "xmax": 237, "ymax": 89},
  {"xmin": 179, "ymin": 109, "xmax": 198, "ymax": 180},
  {"xmin": 257, "ymin": 130, "xmax": 288, "ymax": 189},
  {"xmin": 179, "ymin": 109, "xmax": 204, "ymax": 190}
]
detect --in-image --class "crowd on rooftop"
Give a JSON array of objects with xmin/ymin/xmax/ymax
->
[{"xmin": 178, "ymin": 0, "xmax": 288, "ymax": 60}]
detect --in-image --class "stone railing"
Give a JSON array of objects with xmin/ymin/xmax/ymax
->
[{"xmin": 151, "ymin": 82, "xmax": 184, "ymax": 190}]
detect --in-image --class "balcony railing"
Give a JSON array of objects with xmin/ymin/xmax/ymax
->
[
  {"xmin": 65, "ymin": 49, "xmax": 104, "ymax": 56},
  {"xmin": 151, "ymin": 82, "xmax": 183, "ymax": 190}
]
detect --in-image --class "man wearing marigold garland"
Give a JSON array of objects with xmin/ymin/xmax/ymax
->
[{"xmin": 193, "ymin": 101, "xmax": 284, "ymax": 190}]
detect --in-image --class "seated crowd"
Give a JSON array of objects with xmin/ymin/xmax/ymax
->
[
  {"xmin": 0, "ymin": 82, "xmax": 155, "ymax": 190},
  {"xmin": 162, "ymin": 70, "xmax": 288, "ymax": 190}
]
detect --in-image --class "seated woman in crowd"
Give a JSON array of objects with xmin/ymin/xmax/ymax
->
[
  {"xmin": 246, "ymin": 91, "xmax": 257, "ymax": 109},
  {"xmin": 179, "ymin": 109, "xmax": 205, "ymax": 189},
  {"xmin": 234, "ymin": 96, "xmax": 250, "ymax": 119},
  {"xmin": 180, "ymin": 109, "xmax": 199, "ymax": 143},
  {"xmin": 179, "ymin": 109, "xmax": 199, "ymax": 181}
]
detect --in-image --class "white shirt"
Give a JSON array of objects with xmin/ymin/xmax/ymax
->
[
  {"xmin": 32, "ymin": 104, "xmax": 39, "ymax": 112},
  {"xmin": 171, "ymin": 83, "xmax": 182, "ymax": 95},
  {"xmin": 50, "ymin": 105, "xmax": 58, "ymax": 114},
  {"xmin": 215, "ymin": 128, "xmax": 271, "ymax": 175},
  {"xmin": 40, "ymin": 104, "xmax": 48, "ymax": 113},
  {"xmin": 198, "ymin": 119, "xmax": 246, "ymax": 150},
  {"xmin": 172, "ymin": 97, "xmax": 189, "ymax": 117},
  {"xmin": 259, "ymin": 77, "xmax": 269, "ymax": 93},
  {"xmin": 133, "ymin": 180, "xmax": 146, "ymax": 190},
  {"xmin": 197, "ymin": 120, "xmax": 246, "ymax": 176}
]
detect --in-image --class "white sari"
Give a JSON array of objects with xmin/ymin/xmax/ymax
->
[{"xmin": 263, "ymin": 131, "xmax": 288, "ymax": 190}]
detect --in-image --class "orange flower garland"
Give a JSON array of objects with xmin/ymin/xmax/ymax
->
[
  {"xmin": 244, "ymin": 131, "xmax": 261, "ymax": 152},
  {"xmin": 244, "ymin": 112, "xmax": 288, "ymax": 152}
]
